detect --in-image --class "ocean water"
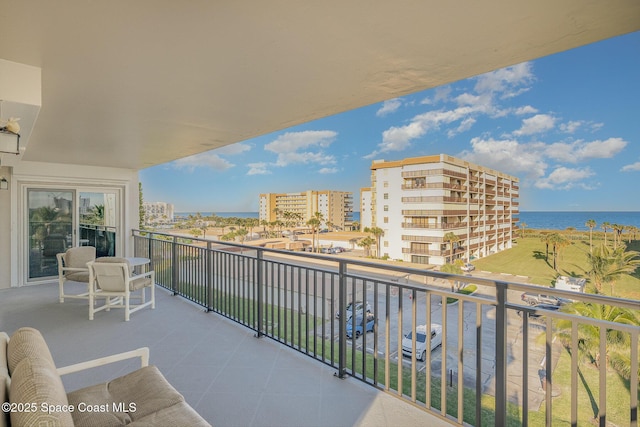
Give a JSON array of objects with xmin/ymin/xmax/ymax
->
[
  {"xmin": 176, "ymin": 211, "xmax": 639, "ymax": 231},
  {"xmin": 518, "ymin": 211, "xmax": 640, "ymax": 231}
]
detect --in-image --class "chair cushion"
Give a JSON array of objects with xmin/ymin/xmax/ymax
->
[
  {"xmin": 9, "ymin": 357, "xmax": 74, "ymax": 427},
  {"xmin": 7, "ymin": 328, "xmax": 56, "ymax": 375},
  {"xmin": 65, "ymin": 271, "xmax": 91, "ymax": 282},
  {"xmin": 67, "ymin": 365, "xmax": 185, "ymax": 426},
  {"xmin": 95, "ymin": 257, "xmax": 130, "ymax": 265},
  {"xmin": 130, "ymin": 276, "xmax": 152, "ymax": 291},
  {"xmin": 65, "ymin": 246, "xmax": 96, "ymax": 268}
]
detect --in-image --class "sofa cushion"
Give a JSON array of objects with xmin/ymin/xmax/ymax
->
[
  {"xmin": 9, "ymin": 357, "xmax": 74, "ymax": 427},
  {"xmin": 67, "ymin": 365, "xmax": 185, "ymax": 426},
  {"xmin": 129, "ymin": 401, "xmax": 211, "ymax": 426},
  {"xmin": 7, "ymin": 327, "xmax": 56, "ymax": 375},
  {"xmin": 0, "ymin": 333, "xmax": 8, "ymax": 427}
]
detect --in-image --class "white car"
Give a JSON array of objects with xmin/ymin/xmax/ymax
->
[
  {"xmin": 461, "ymin": 263, "xmax": 475, "ymax": 272},
  {"xmin": 401, "ymin": 324, "xmax": 443, "ymax": 362}
]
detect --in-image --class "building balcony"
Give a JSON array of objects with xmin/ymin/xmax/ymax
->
[{"xmin": 4, "ymin": 232, "xmax": 638, "ymax": 427}]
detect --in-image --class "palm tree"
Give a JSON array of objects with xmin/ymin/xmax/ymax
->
[
  {"xmin": 587, "ymin": 243, "xmax": 640, "ymax": 295},
  {"xmin": 601, "ymin": 221, "xmax": 611, "ymax": 246},
  {"xmin": 556, "ymin": 303, "xmax": 639, "ymax": 378},
  {"xmin": 585, "ymin": 219, "xmax": 596, "ymax": 254},
  {"xmin": 364, "ymin": 226, "xmax": 384, "ymax": 258},
  {"xmin": 357, "ymin": 236, "xmax": 375, "ymax": 257},
  {"xmin": 443, "ymin": 232, "xmax": 460, "ymax": 264},
  {"xmin": 540, "ymin": 232, "xmax": 551, "ymax": 261},
  {"xmin": 547, "ymin": 232, "xmax": 569, "ymax": 271},
  {"xmin": 306, "ymin": 212, "xmax": 323, "ymax": 253},
  {"xmin": 611, "ymin": 223, "xmax": 624, "ymax": 249},
  {"xmin": 519, "ymin": 222, "xmax": 527, "ymax": 238}
]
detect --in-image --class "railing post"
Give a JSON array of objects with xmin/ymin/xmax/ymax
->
[
  {"xmin": 206, "ymin": 241, "xmax": 213, "ymax": 312},
  {"xmin": 337, "ymin": 260, "xmax": 347, "ymax": 379},
  {"xmin": 147, "ymin": 232, "xmax": 154, "ymax": 271},
  {"xmin": 171, "ymin": 235, "xmax": 179, "ymax": 295},
  {"xmin": 495, "ymin": 283, "xmax": 508, "ymax": 426},
  {"xmin": 256, "ymin": 249, "xmax": 263, "ymax": 338}
]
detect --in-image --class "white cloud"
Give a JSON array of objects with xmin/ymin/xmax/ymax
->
[
  {"xmin": 247, "ymin": 162, "xmax": 270, "ymax": 175},
  {"xmin": 621, "ymin": 162, "xmax": 640, "ymax": 172},
  {"xmin": 534, "ymin": 167, "xmax": 594, "ymax": 190},
  {"xmin": 318, "ymin": 167, "xmax": 338, "ymax": 174},
  {"xmin": 265, "ymin": 130, "xmax": 337, "ymax": 167},
  {"xmin": 474, "ymin": 62, "xmax": 534, "ymax": 96},
  {"xmin": 460, "ymin": 137, "xmax": 548, "ymax": 180},
  {"xmin": 513, "ymin": 114, "xmax": 556, "ymax": 136},
  {"xmin": 447, "ymin": 117, "xmax": 476, "ymax": 137},
  {"xmin": 376, "ymin": 99, "xmax": 402, "ymax": 117},
  {"xmin": 545, "ymin": 137, "xmax": 627, "ymax": 163},
  {"xmin": 367, "ymin": 106, "xmax": 480, "ymax": 158},
  {"xmin": 559, "ymin": 121, "xmax": 583, "ymax": 134},
  {"xmin": 173, "ymin": 152, "xmax": 234, "ymax": 172},
  {"xmin": 514, "ymin": 105, "xmax": 538, "ymax": 115}
]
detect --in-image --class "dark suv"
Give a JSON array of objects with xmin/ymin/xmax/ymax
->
[{"xmin": 521, "ymin": 292, "xmax": 569, "ymax": 306}]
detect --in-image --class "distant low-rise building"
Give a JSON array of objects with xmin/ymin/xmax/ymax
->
[
  {"xmin": 365, "ymin": 154, "xmax": 519, "ymax": 265},
  {"xmin": 143, "ymin": 202, "xmax": 175, "ymax": 225},
  {"xmin": 259, "ymin": 190, "xmax": 353, "ymax": 230}
]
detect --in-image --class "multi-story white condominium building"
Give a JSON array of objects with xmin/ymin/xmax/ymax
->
[
  {"xmin": 366, "ymin": 154, "xmax": 519, "ymax": 266},
  {"xmin": 143, "ymin": 202, "xmax": 175, "ymax": 225},
  {"xmin": 359, "ymin": 187, "xmax": 373, "ymax": 230},
  {"xmin": 259, "ymin": 190, "xmax": 353, "ymax": 230}
]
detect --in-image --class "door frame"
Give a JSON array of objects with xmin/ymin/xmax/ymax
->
[{"xmin": 16, "ymin": 181, "xmax": 125, "ymax": 285}]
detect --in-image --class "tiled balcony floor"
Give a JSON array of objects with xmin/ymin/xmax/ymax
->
[{"xmin": 1, "ymin": 282, "xmax": 449, "ymax": 426}]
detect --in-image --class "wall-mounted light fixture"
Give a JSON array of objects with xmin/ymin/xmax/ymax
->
[
  {"xmin": 0, "ymin": 128, "xmax": 20, "ymax": 155},
  {"xmin": 1, "ymin": 101, "xmax": 21, "ymax": 155},
  {"xmin": 0, "ymin": 177, "xmax": 8, "ymax": 190}
]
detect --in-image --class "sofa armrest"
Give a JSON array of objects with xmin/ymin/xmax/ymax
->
[{"xmin": 57, "ymin": 347, "xmax": 149, "ymax": 376}]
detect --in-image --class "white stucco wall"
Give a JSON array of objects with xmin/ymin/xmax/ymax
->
[{"xmin": 2, "ymin": 161, "xmax": 138, "ymax": 288}]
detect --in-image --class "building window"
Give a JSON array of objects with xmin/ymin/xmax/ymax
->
[
  {"xmin": 383, "ymin": 193, "xmax": 389, "ymax": 200},
  {"xmin": 411, "ymin": 255, "xmax": 429, "ymax": 265},
  {"xmin": 383, "ymin": 217, "xmax": 389, "ymax": 223},
  {"xmin": 384, "ymin": 205, "xmax": 388, "ymax": 211},
  {"xmin": 383, "ymin": 181, "xmax": 389, "ymax": 188},
  {"xmin": 384, "ymin": 240, "xmax": 389, "ymax": 247}
]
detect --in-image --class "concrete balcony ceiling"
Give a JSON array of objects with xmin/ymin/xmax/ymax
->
[{"xmin": 1, "ymin": 1, "xmax": 638, "ymax": 170}]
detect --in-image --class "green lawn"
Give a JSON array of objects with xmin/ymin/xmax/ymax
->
[{"xmin": 473, "ymin": 236, "xmax": 640, "ymax": 300}]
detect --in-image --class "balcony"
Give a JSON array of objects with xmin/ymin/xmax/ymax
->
[{"xmin": 4, "ymin": 232, "xmax": 638, "ymax": 426}]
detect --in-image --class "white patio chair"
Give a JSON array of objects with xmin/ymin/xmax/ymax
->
[
  {"xmin": 87, "ymin": 258, "xmax": 155, "ymax": 321},
  {"xmin": 56, "ymin": 246, "xmax": 96, "ymax": 303}
]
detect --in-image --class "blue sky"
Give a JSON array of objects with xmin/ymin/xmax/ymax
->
[{"xmin": 141, "ymin": 32, "xmax": 640, "ymax": 213}]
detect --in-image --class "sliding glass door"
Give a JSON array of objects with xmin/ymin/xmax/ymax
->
[
  {"xmin": 79, "ymin": 192, "xmax": 117, "ymax": 258},
  {"xmin": 27, "ymin": 189, "xmax": 74, "ymax": 279},
  {"xmin": 26, "ymin": 188, "xmax": 121, "ymax": 281}
]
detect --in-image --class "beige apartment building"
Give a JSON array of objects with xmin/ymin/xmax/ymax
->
[
  {"xmin": 362, "ymin": 154, "xmax": 519, "ymax": 266},
  {"xmin": 259, "ymin": 190, "xmax": 354, "ymax": 230},
  {"xmin": 142, "ymin": 201, "xmax": 175, "ymax": 225}
]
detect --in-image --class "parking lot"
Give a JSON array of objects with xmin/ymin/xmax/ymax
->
[{"xmin": 326, "ymin": 270, "xmax": 561, "ymax": 410}]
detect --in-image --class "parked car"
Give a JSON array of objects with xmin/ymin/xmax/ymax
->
[
  {"xmin": 520, "ymin": 292, "xmax": 571, "ymax": 306},
  {"xmin": 346, "ymin": 313, "xmax": 375, "ymax": 338},
  {"xmin": 401, "ymin": 324, "xmax": 443, "ymax": 362},
  {"xmin": 461, "ymin": 263, "xmax": 475, "ymax": 272},
  {"xmin": 517, "ymin": 304, "xmax": 561, "ymax": 322},
  {"xmin": 335, "ymin": 301, "xmax": 372, "ymax": 319}
]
